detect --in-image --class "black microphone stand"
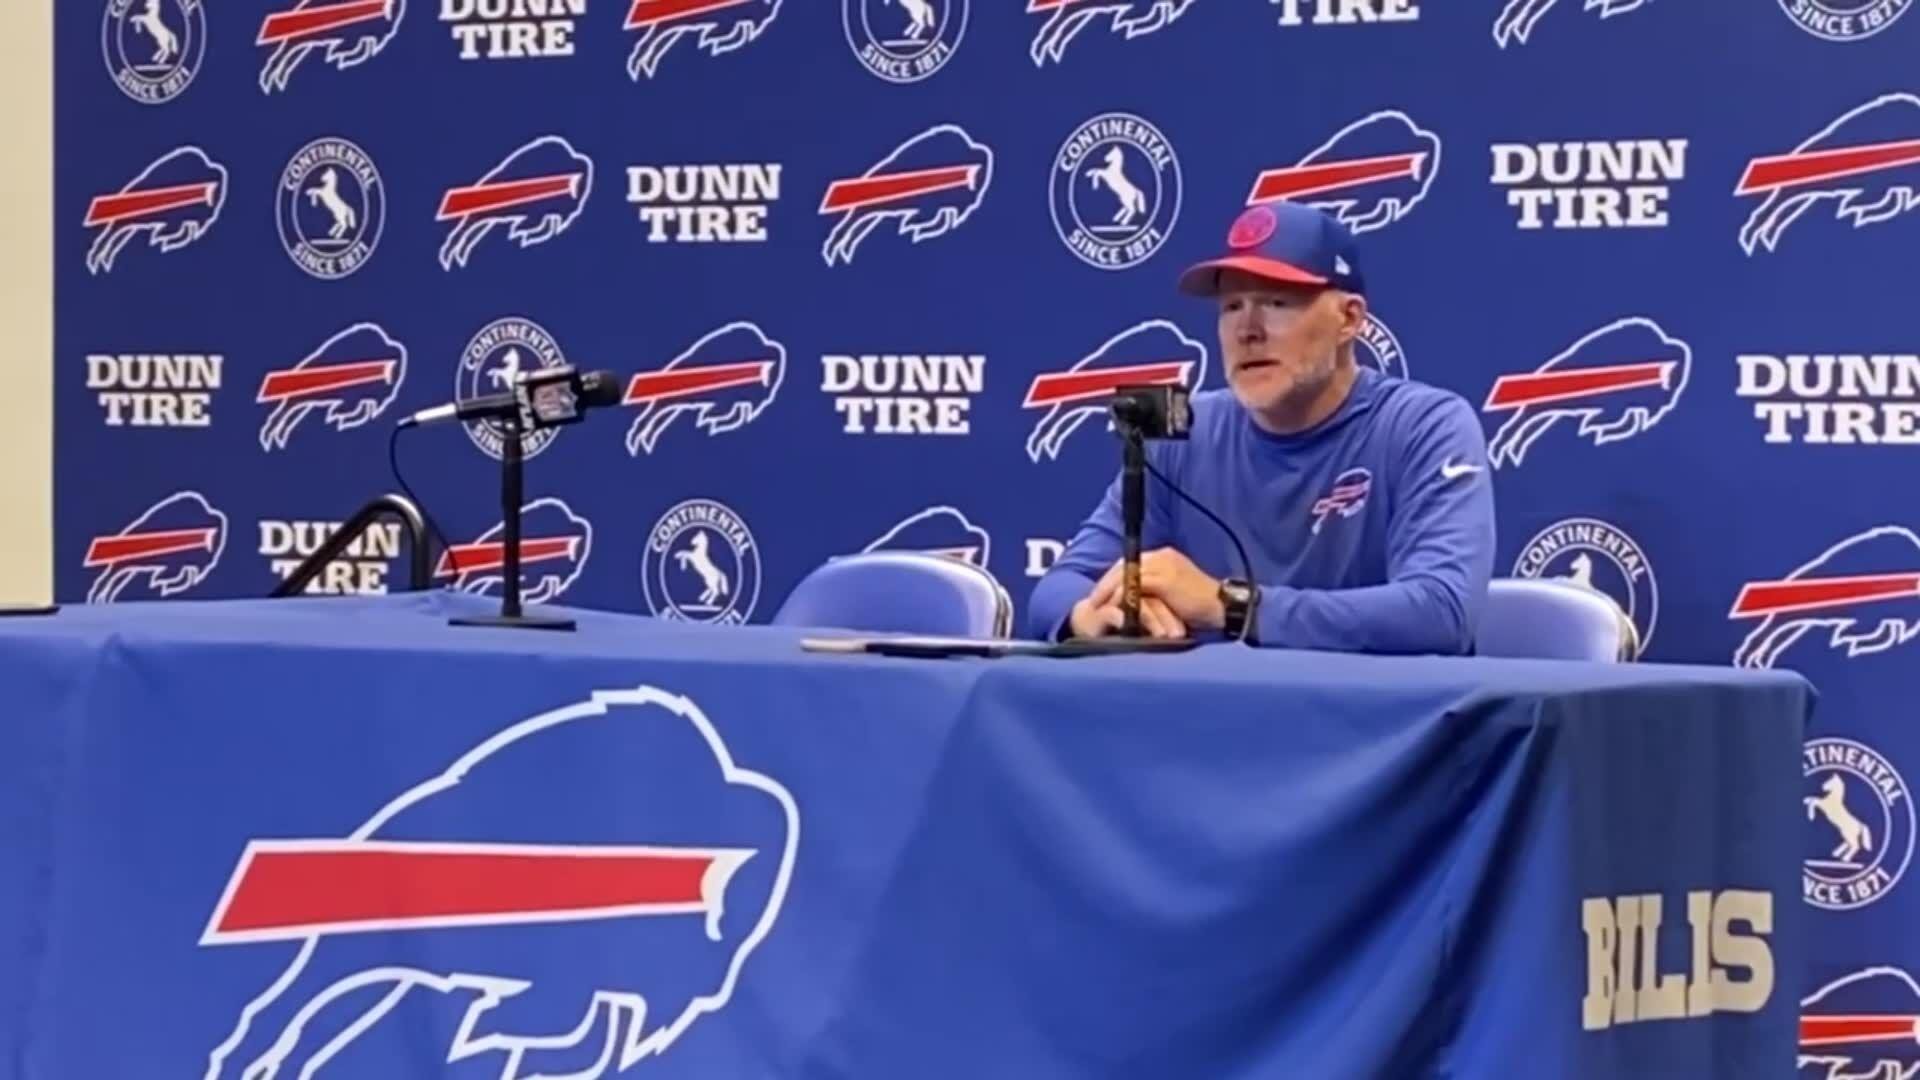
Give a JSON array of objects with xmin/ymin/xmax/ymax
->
[
  {"xmin": 449, "ymin": 409, "xmax": 575, "ymax": 631},
  {"xmin": 1120, "ymin": 422, "xmax": 1146, "ymax": 637}
]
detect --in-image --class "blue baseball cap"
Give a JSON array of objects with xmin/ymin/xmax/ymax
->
[{"xmin": 1177, "ymin": 201, "xmax": 1366, "ymax": 296}]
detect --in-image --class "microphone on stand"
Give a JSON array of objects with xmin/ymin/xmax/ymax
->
[
  {"xmin": 1109, "ymin": 386, "xmax": 1193, "ymax": 638},
  {"xmin": 393, "ymin": 366, "xmax": 621, "ymax": 633},
  {"xmin": 398, "ymin": 368, "xmax": 621, "ymax": 430}
]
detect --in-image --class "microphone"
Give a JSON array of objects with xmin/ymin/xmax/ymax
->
[
  {"xmin": 399, "ymin": 368, "xmax": 621, "ymax": 430},
  {"xmin": 398, "ymin": 390, "xmax": 518, "ymax": 429},
  {"xmin": 1109, "ymin": 386, "xmax": 1193, "ymax": 638},
  {"xmin": 1106, "ymin": 386, "xmax": 1258, "ymax": 644}
]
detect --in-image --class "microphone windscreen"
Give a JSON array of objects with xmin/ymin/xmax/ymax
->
[{"xmin": 577, "ymin": 370, "xmax": 623, "ymax": 407}]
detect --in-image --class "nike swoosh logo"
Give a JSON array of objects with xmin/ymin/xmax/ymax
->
[{"xmin": 1440, "ymin": 460, "xmax": 1483, "ymax": 481}]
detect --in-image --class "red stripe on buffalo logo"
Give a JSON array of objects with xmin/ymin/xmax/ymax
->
[
  {"xmin": 820, "ymin": 165, "xmax": 980, "ymax": 214},
  {"xmin": 1247, "ymin": 153, "xmax": 1426, "ymax": 204},
  {"xmin": 436, "ymin": 537, "xmax": 582, "ymax": 577},
  {"xmin": 437, "ymin": 175, "xmax": 583, "ymax": 220},
  {"xmin": 1023, "ymin": 361, "xmax": 1192, "ymax": 409},
  {"xmin": 85, "ymin": 528, "xmax": 217, "ymax": 567},
  {"xmin": 85, "ymin": 182, "xmax": 219, "ymax": 227},
  {"xmin": 257, "ymin": 360, "xmax": 397, "ymax": 403},
  {"xmin": 1738, "ymin": 139, "xmax": 1920, "ymax": 196},
  {"xmin": 625, "ymin": 0, "xmax": 751, "ymax": 27},
  {"xmin": 1729, "ymin": 573, "xmax": 1920, "ymax": 618},
  {"xmin": 203, "ymin": 840, "xmax": 754, "ymax": 943},
  {"xmin": 258, "ymin": 0, "xmax": 391, "ymax": 45},
  {"xmin": 1799, "ymin": 1013, "xmax": 1920, "ymax": 1047},
  {"xmin": 1482, "ymin": 361, "xmax": 1673, "ymax": 411},
  {"xmin": 624, "ymin": 361, "xmax": 773, "ymax": 404}
]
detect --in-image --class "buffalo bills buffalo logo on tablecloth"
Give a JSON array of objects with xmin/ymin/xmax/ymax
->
[{"xmin": 201, "ymin": 687, "xmax": 799, "ymax": 1080}]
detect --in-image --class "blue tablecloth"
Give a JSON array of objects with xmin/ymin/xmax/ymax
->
[{"xmin": 0, "ymin": 593, "xmax": 1810, "ymax": 1079}]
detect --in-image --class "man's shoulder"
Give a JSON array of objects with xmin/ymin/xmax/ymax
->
[{"xmin": 1371, "ymin": 374, "xmax": 1478, "ymax": 434}]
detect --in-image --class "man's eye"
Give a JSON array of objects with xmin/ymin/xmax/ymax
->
[{"xmin": 1263, "ymin": 296, "xmax": 1291, "ymax": 309}]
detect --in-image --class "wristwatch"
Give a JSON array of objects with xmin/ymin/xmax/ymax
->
[{"xmin": 1219, "ymin": 578, "xmax": 1257, "ymax": 641}]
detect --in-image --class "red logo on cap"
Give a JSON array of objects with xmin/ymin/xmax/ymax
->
[{"xmin": 1228, "ymin": 205, "xmax": 1276, "ymax": 250}]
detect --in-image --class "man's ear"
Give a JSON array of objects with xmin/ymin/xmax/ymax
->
[{"xmin": 1334, "ymin": 290, "xmax": 1368, "ymax": 344}]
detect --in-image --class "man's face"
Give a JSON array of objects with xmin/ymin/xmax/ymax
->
[{"xmin": 1216, "ymin": 269, "xmax": 1364, "ymax": 420}]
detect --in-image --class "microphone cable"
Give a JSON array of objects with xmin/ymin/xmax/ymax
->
[{"xmin": 1140, "ymin": 457, "xmax": 1258, "ymax": 645}]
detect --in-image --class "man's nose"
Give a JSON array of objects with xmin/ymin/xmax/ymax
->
[{"xmin": 1235, "ymin": 303, "xmax": 1265, "ymax": 341}]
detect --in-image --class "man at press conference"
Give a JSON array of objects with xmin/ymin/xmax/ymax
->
[{"xmin": 1028, "ymin": 201, "xmax": 1497, "ymax": 652}]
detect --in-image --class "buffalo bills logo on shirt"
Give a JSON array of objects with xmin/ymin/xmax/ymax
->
[
  {"xmin": 436, "ymin": 497, "xmax": 593, "ymax": 606},
  {"xmin": 256, "ymin": 0, "xmax": 404, "ymax": 95},
  {"xmin": 102, "ymin": 0, "xmax": 205, "ymax": 104},
  {"xmin": 1024, "ymin": 319, "xmax": 1207, "ymax": 463},
  {"xmin": 625, "ymin": 0, "xmax": 784, "ymax": 80},
  {"xmin": 1310, "ymin": 468, "xmax": 1371, "ymax": 534},
  {"xmin": 1050, "ymin": 112, "xmax": 1181, "ymax": 271},
  {"xmin": 277, "ymin": 137, "xmax": 385, "ymax": 280},
  {"xmin": 1247, "ymin": 110, "xmax": 1440, "ymax": 235},
  {"xmin": 863, "ymin": 505, "xmax": 992, "ymax": 566},
  {"xmin": 844, "ymin": 0, "xmax": 966, "ymax": 82},
  {"xmin": 625, "ymin": 322, "xmax": 785, "ymax": 456},
  {"xmin": 820, "ymin": 124, "xmax": 993, "ymax": 266},
  {"xmin": 459, "ymin": 317, "xmax": 570, "ymax": 462},
  {"xmin": 438, "ymin": 136, "xmax": 594, "ymax": 271},
  {"xmin": 1026, "ymin": 0, "xmax": 1197, "ymax": 67},
  {"xmin": 1799, "ymin": 965, "xmax": 1920, "ymax": 1076},
  {"xmin": 1731, "ymin": 526, "xmax": 1920, "ymax": 669},
  {"xmin": 84, "ymin": 146, "xmax": 226, "ymax": 275},
  {"xmin": 1492, "ymin": 0, "xmax": 1651, "ymax": 48},
  {"xmin": 643, "ymin": 499, "xmax": 762, "ymax": 624},
  {"xmin": 201, "ymin": 686, "xmax": 798, "ymax": 1080},
  {"xmin": 1482, "ymin": 316, "xmax": 1690, "ymax": 468},
  {"xmin": 258, "ymin": 323, "xmax": 407, "ymax": 451},
  {"xmin": 1738, "ymin": 93, "xmax": 1920, "ymax": 256},
  {"xmin": 84, "ymin": 490, "xmax": 227, "ymax": 604}
]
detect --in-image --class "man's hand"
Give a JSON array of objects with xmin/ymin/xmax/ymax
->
[
  {"xmin": 1069, "ymin": 556, "xmax": 1191, "ymax": 640},
  {"xmin": 1084, "ymin": 548, "xmax": 1226, "ymax": 631},
  {"xmin": 1068, "ymin": 592, "xmax": 1188, "ymax": 640}
]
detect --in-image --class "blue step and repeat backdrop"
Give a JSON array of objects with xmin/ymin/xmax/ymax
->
[{"xmin": 54, "ymin": 0, "xmax": 1920, "ymax": 1070}]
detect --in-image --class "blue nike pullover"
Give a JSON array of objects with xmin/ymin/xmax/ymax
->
[{"xmin": 1026, "ymin": 367, "xmax": 1496, "ymax": 653}]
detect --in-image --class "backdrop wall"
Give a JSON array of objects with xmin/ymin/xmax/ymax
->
[{"xmin": 54, "ymin": 0, "xmax": 1920, "ymax": 1066}]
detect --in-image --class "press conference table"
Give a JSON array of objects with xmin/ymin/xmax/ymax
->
[{"xmin": 0, "ymin": 592, "xmax": 1808, "ymax": 1078}]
